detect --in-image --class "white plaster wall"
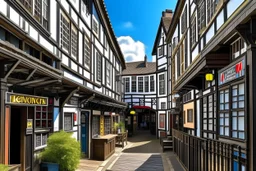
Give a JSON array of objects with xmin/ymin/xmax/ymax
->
[
  {"xmin": 227, "ymin": 0, "xmax": 244, "ymax": 18},
  {"xmin": 50, "ymin": 0, "xmax": 57, "ymax": 41}
]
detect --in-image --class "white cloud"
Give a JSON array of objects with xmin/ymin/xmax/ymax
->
[
  {"xmin": 117, "ymin": 36, "xmax": 146, "ymax": 63},
  {"xmin": 123, "ymin": 21, "xmax": 133, "ymax": 29}
]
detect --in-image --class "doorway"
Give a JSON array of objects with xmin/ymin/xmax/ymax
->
[
  {"xmin": 10, "ymin": 106, "xmax": 33, "ymax": 171},
  {"xmin": 81, "ymin": 111, "xmax": 89, "ymax": 157},
  {"xmin": 10, "ymin": 107, "xmax": 21, "ymax": 164}
]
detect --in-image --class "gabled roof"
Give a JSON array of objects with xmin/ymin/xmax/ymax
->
[
  {"xmin": 94, "ymin": 0, "xmax": 126, "ymax": 69},
  {"xmin": 122, "ymin": 61, "xmax": 156, "ymax": 76},
  {"xmin": 152, "ymin": 10, "xmax": 173, "ymax": 55}
]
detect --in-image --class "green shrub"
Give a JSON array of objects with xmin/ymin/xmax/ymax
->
[
  {"xmin": 119, "ymin": 121, "xmax": 125, "ymax": 133},
  {"xmin": 40, "ymin": 131, "xmax": 81, "ymax": 171},
  {"xmin": 0, "ymin": 164, "xmax": 8, "ymax": 171}
]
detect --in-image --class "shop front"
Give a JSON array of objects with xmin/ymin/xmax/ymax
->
[{"xmin": 5, "ymin": 92, "xmax": 55, "ymax": 171}]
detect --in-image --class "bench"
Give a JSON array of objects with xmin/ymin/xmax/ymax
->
[
  {"xmin": 116, "ymin": 131, "xmax": 128, "ymax": 148},
  {"xmin": 160, "ymin": 136, "xmax": 173, "ymax": 152}
]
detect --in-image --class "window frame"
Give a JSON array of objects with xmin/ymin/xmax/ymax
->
[
  {"xmin": 84, "ymin": 34, "xmax": 91, "ymax": 69},
  {"xmin": 64, "ymin": 112, "xmax": 73, "ymax": 131},
  {"xmin": 159, "ymin": 74, "xmax": 165, "ymax": 95},
  {"xmin": 96, "ymin": 52, "xmax": 102, "ymax": 82},
  {"xmin": 187, "ymin": 109, "xmax": 193, "ymax": 123},
  {"xmin": 131, "ymin": 76, "xmax": 137, "ymax": 92},
  {"xmin": 138, "ymin": 76, "xmax": 144, "ymax": 92},
  {"xmin": 150, "ymin": 76, "xmax": 155, "ymax": 92},
  {"xmin": 60, "ymin": 12, "xmax": 70, "ymax": 53},
  {"xmin": 125, "ymin": 77, "xmax": 130, "ymax": 93},
  {"xmin": 71, "ymin": 24, "xmax": 78, "ymax": 59}
]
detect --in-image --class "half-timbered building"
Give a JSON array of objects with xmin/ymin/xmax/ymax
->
[
  {"xmin": 0, "ymin": 0, "xmax": 126, "ymax": 170},
  {"xmin": 152, "ymin": 9, "xmax": 173, "ymax": 138},
  {"xmin": 122, "ymin": 56, "xmax": 157, "ymax": 136},
  {"xmin": 167, "ymin": 0, "xmax": 256, "ymax": 170}
]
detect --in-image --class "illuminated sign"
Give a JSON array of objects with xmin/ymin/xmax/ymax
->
[
  {"xmin": 100, "ymin": 116, "xmax": 104, "ymax": 136},
  {"xmin": 6, "ymin": 92, "xmax": 48, "ymax": 106},
  {"xmin": 130, "ymin": 110, "xmax": 136, "ymax": 115},
  {"xmin": 219, "ymin": 58, "xmax": 245, "ymax": 85}
]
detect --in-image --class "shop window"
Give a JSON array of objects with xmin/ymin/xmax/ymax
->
[
  {"xmin": 104, "ymin": 116, "xmax": 111, "ymax": 135},
  {"xmin": 92, "ymin": 116, "xmax": 99, "ymax": 137},
  {"xmin": 64, "ymin": 113, "xmax": 73, "ymax": 131},
  {"xmin": 35, "ymin": 133, "xmax": 48, "ymax": 150},
  {"xmin": 231, "ymin": 83, "xmax": 245, "ymax": 139},
  {"xmin": 202, "ymin": 94, "xmax": 217, "ymax": 139},
  {"xmin": 144, "ymin": 76, "xmax": 149, "ymax": 92},
  {"xmin": 35, "ymin": 106, "xmax": 52, "ymax": 128},
  {"xmin": 219, "ymin": 83, "xmax": 245, "ymax": 139},
  {"xmin": 138, "ymin": 77, "xmax": 144, "ymax": 92},
  {"xmin": 131, "ymin": 76, "xmax": 137, "ymax": 92},
  {"xmin": 150, "ymin": 76, "xmax": 155, "ymax": 92},
  {"xmin": 187, "ymin": 109, "xmax": 193, "ymax": 123},
  {"xmin": 159, "ymin": 74, "xmax": 165, "ymax": 95}
]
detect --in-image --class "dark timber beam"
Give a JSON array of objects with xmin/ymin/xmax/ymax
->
[
  {"xmin": 60, "ymin": 87, "xmax": 80, "ymax": 108},
  {"xmin": 18, "ymin": 77, "xmax": 49, "ymax": 86},
  {"xmin": 3, "ymin": 60, "xmax": 21, "ymax": 81},
  {"xmin": 26, "ymin": 69, "xmax": 37, "ymax": 81}
]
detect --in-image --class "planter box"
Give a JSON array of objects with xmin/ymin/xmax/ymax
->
[{"xmin": 40, "ymin": 162, "xmax": 59, "ymax": 171}]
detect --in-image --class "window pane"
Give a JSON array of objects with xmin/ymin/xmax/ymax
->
[
  {"xmin": 232, "ymin": 131, "xmax": 238, "ymax": 138},
  {"xmin": 225, "ymin": 127, "xmax": 229, "ymax": 136},
  {"xmin": 220, "ymin": 118, "xmax": 224, "ymax": 126},
  {"xmin": 232, "ymin": 117, "xmax": 237, "ymax": 129},
  {"xmin": 239, "ymin": 83, "xmax": 245, "ymax": 95},
  {"xmin": 239, "ymin": 111, "xmax": 245, "ymax": 116},
  {"xmin": 225, "ymin": 103, "xmax": 229, "ymax": 110},
  {"xmin": 238, "ymin": 117, "xmax": 244, "ymax": 131},
  {"xmin": 239, "ymin": 101, "xmax": 244, "ymax": 108},
  {"xmin": 220, "ymin": 93, "xmax": 224, "ymax": 103},
  {"xmin": 220, "ymin": 127, "xmax": 224, "ymax": 135},
  {"xmin": 239, "ymin": 132, "xmax": 245, "ymax": 139},
  {"xmin": 233, "ymin": 102, "xmax": 237, "ymax": 109}
]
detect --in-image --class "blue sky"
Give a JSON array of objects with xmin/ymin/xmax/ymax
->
[{"xmin": 104, "ymin": 0, "xmax": 177, "ymax": 62}]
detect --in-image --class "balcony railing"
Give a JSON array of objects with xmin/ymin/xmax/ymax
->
[{"xmin": 172, "ymin": 129, "xmax": 248, "ymax": 171}]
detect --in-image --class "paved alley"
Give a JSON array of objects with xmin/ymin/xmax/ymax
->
[{"xmin": 106, "ymin": 130, "xmax": 184, "ymax": 171}]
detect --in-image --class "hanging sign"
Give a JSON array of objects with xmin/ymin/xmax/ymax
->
[
  {"xmin": 6, "ymin": 92, "xmax": 48, "ymax": 106},
  {"xmin": 100, "ymin": 116, "xmax": 104, "ymax": 136},
  {"xmin": 219, "ymin": 58, "xmax": 245, "ymax": 85}
]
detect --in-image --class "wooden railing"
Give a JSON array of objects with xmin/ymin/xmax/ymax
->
[
  {"xmin": 172, "ymin": 129, "xmax": 248, "ymax": 171},
  {"xmin": 8, "ymin": 164, "xmax": 21, "ymax": 171}
]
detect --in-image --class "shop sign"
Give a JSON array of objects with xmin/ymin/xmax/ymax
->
[
  {"xmin": 26, "ymin": 119, "xmax": 33, "ymax": 135},
  {"xmin": 219, "ymin": 58, "xmax": 245, "ymax": 85},
  {"xmin": 100, "ymin": 116, "xmax": 104, "ymax": 136},
  {"xmin": 6, "ymin": 92, "xmax": 48, "ymax": 106}
]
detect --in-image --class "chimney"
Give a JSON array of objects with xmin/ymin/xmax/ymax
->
[
  {"xmin": 162, "ymin": 9, "xmax": 173, "ymax": 17},
  {"xmin": 144, "ymin": 55, "xmax": 147, "ymax": 67}
]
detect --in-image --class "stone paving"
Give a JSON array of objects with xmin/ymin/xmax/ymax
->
[{"xmin": 77, "ymin": 130, "xmax": 185, "ymax": 171}]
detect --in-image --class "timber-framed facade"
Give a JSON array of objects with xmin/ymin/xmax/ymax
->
[
  {"xmin": 0, "ymin": 0, "xmax": 126, "ymax": 170},
  {"xmin": 167, "ymin": 0, "xmax": 256, "ymax": 170}
]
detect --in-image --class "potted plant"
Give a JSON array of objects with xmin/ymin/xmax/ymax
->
[
  {"xmin": 0, "ymin": 164, "xmax": 8, "ymax": 171},
  {"xmin": 40, "ymin": 131, "xmax": 81, "ymax": 171}
]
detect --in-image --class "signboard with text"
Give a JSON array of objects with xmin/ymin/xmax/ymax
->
[
  {"xmin": 100, "ymin": 116, "xmax": 104, "ymax": 136},
  {"xmin": 6, "ymin": 92, "xmax": 48, "ymax": 106},
  {"xmin": 219, "ymin": 58, "xmax": 245, "ymax": 85}
]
